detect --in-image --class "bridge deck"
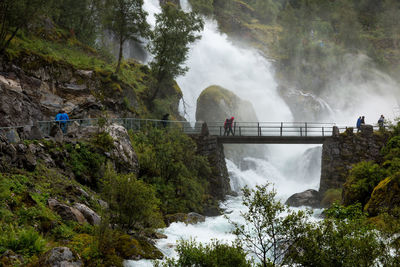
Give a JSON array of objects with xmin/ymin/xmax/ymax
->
[{"xmin": 217, "ymin": 136, "xmax": 330, "ymax": 144}]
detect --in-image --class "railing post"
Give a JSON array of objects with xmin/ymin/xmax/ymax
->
[
  {"xmin": 280, "ymin": 122, "xmax": 283, "ymax": 136},
  {"xmin": 220, "ymin": 126, "xmax": 222, "ymax": 136},
  {"xmin": 322, "ymin": 127, "xmax": 324, "ymax": 137},
  {"xmin": 305, "ymin": 122, "xmax": 307, "ymax": 137},
  {"xmin": 258, "ymin": 123, "xmax": 260, "ymax": 136},
  {"xmin": 300, "ymin": 127, "xmax": 302, "ymax": 136},
  {"xmin": 239, "ymin": 126, "xmax": 241, "ymax": 136},
  {"xmin": 234, "ymin": 122, "xmax": 236, "ymax": 136}
]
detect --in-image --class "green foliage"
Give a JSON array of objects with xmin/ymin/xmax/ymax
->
[
  {"xmin": 103, "ymin": 0, "xmax": 150, "ymax": 72},
  {"xmin": 131, "ymin": 128, "xmax": 212, "ymax": 214},
  {"xmin": 148, "ymin": 2, "xmax": 204, "ymax": 100},
  {"xmin": 0, "ymin": 226, "xmax": 45, "ymax": 256},
  {"xmin": 188, "ymin": 0, "xmax": 214, "ymax": 16},
  {"xmin": 92, "ymin": 132, "xmax": 115, "ymax": 152},
  {"xmin": 320, "ymin": 188, "xmax": 342, "ymax": 208},
  {"xmin": 230, "ymin": 184, "xmax": 311, "ymax": 266},
  {"xmin": 101, "ymin": 163, "xmax": 164, "ymax": 230},
  {"xmin": 66, "ymin": 143, "xmax": 105, "ymax": 187},
  {"xmin": 286, "ymin": 203, "xmax": 390, "ymax": 267},
  {"xmin": 0, "ymin": 0, "xmax": 50, "ymax": 53},
  {"xmin": 342, "ymin": 161, "xmax": 386, "ymax": 207},
  {"xmin": 157, "ymin": 239, "xmax": 252, "ymax": 267}
]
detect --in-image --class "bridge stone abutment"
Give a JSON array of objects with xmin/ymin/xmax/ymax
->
[{"xmin": 319, "ymin": 125, "xmax": 388, "ymax": 197}]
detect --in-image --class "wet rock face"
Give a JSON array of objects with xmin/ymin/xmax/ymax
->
[
  {"xmin": 286, "ymin": 189, "xmax": 321, "ymax": 208},
  {"xmin": 319, "ymin": 125, "xmax": 388, "ymax": 195},
  {"xmin": 0, "ymin": 53, "xmax": 139, "ymax": 127},
  {"xmin": 105, "ymin": 124, "xmax": 139, "ymax": 173},
  {"xmin": 39, "ymin": 247, "xmax": 82, "ymax": 267}
]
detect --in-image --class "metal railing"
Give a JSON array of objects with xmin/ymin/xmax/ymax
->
[{"xmin": 0, "ymin": 117, "xmax": 388, "ymax": 139}]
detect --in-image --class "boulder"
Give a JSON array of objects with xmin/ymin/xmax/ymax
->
[
  {"xmin": 105, "ymin": 124, "xmax": 139, "ymax": 173},
  {"xmin": 39, "ymin": 247, "xmax": 82, "ymax": 267},
  {"xmin": 4, "ymin": 129, "xmax": 20, "ymax": 143},
  {"xmin": 360, "ymin": 124, "xmax": 373, "ymax": 137},
  {"xmin": 286, "ymin": 189, "xmax": 321, "ymax": 208},
  {"xmin": 73, "ymin": 203, "xmax": 101, "ymax": 225},
  {"xmin": 195, "ymin": 85, "xmax": 267, "ymax": 166},
  {"xmin": 48, "ymin": 199, "xmax": 87, "ymax": 224},
  {"xmin": 365, "ymin": 174, "xmax": 400, "ymax": 216}
]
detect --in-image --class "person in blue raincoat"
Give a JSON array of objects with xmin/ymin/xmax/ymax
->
[
  {"xmin": 356, "ymin": 116, "xmax": 361, "ymax": 133},
  {"xmin": 55, "ymin": 110, "xmax": 69, "ymax": 133}
]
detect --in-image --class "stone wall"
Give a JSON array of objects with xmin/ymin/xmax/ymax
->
[
  {"xmin": 190, "ymin": 134, "xmax": 232, "ymax": 202},
  {"xmin": 319, "ymin": 125, "xmax": 389, "ymax": 194}
]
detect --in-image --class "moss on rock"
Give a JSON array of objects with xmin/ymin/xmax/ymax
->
[{"xmin": 365, "ymin": 173, "xmax": 400, "ymax": 216}]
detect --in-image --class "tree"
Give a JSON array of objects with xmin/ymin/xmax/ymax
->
[
  {"xmin": 103, "ymin": 0, "xmax": 149, "ymax": 73},
  {"xmin": 0, "ymin": 0, "xmax": 49, "ymax": 54},
  {"xmin": 51, "ymin": 0, "xmax": 101, "ymax": 45},
  {"xmin": 101, "ymin": 163, "xmax": 164, "ymax": 230},
  {"xmin": 229, "ymin": 184, "xmax": 310, "ymax": 266},
  {"xmin": 147, "ymin": 2, "xmax": 204, "ymax": 101}
]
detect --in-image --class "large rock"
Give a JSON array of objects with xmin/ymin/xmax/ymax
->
[
  {"xmin": 73, "ymin": 203, "xmax": 101, "ymax": 225},
  {"xmin": 196, "ymin": 85, "xmax": 267, "ymax": 166},
  {"xmin": 365, "ymin": 174, "xmax": 400, "ymax": 216},
  {"xmin": 286, "ymin": 189, "xmax": 321, "ymax": 208},
  {"xmin": 48, "ymin": 199, "xmax": 87, "ymax": 224},
  {"xmin": 39, "ymin": 247, "xmax": 82, "ymax": 267},
  {"xmin": 105, "ymin": 123, "xmax": 139, "ymax": 173},
  {"xmin": 164, "ymin": 212, "xmax": 206, "ymax": 226}
]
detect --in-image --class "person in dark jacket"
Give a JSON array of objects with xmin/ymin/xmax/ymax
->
[
  {"xmin": 356, "ymin": 116, "xmax": 361, "ymax": 132},
  {"xmin": 225, "ymin": 117, "xmax": 234, "ymax": 136},
  {"xmin": 378, "ymin": 115, "xmax": 385, "ymax": 130},
  {"xmin": 55, "ymin": 110, "xmax": 69, "ymax": 133},
  {"xmin": 161, "ymin": 113, "xmax": 169, "ymax": 128}
]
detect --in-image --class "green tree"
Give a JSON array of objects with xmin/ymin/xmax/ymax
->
[
  {"xmin": 286, "ymin": 203, "xmax": 390, "ymax": 266},
  {"xmin": 230, "ymin": 184, "xmax": 310, "ymax": 266},
  {"xmin": 101, "ymin": 163, "xmax": 164, "ymax": 230},
  {"xmin": 156, "ymin": 239, "xmax": 252, "ymax": 267},
  {"xmin": 103, "ymin": 0, "xmax": 149, "ymax": 73},
  {"xmin": 148, "ymin": 2, "xmax": 204, "ymax": 101},
  {"xmin": 51, "ymin": 0, "xmax": 101, "ymax": 45},
  {"xmin": 0, "ymin": 0, "xmax": 49, "ymax": 54}
]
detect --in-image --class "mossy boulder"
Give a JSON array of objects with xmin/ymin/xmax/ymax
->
[
  {"xmin": 196, "ymin": 85, "xmax": 266, "ymax": 166},
  {"xmin": 365, "ymin": 173, "xmax": 400, "ymax": 216}
]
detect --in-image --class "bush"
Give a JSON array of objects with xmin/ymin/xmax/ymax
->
[
  {"xmin": 131, "ymin": 128, "xmax": 211, "ymax": 214},
  {"xmin": 156, "ymin": 239, "xmax": 252, "ymax": 267},
  {"xmin": 101, "ymin": 163, "xmax": 164, "ymax": 230},
  {"xmin": 0, "ymin": 226, "xmax": 46, "ymax": 256},
  {"xmin": 342, "ymin": 161, "xmax": 386, "ymax": 207},
  {"xmin": 321, "ymin": 188, "xmax": 342, "ymax": 207},
  {"xmin": 92, "ymin": 132, "xmax": 115, "ymax": 152}
]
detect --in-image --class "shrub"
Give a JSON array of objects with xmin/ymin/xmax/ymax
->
[
  {"xmin": 131, "ymin": 128, "xmax": 212, "ymax": 214},
  {"xmin": 321, "ymin": 188, "xmax": 342, "ymax": 207},
  {"xmin": 342, "ymin": 161, "xmax": 386, "ymax": 207},
  {"xmin": 156, "ymin": 239, "xmax": 252, "ymax": 267},
  {"xmin": 92, "ymin": 132, "xmax": 115, "ymax": 152},
  {"xmin": 101, "ymin": 164, "xmax": 164, "ymax": 230},
  {"xmin": 0, "ymin": 226, "xmax": 46, "ymax": 256}
]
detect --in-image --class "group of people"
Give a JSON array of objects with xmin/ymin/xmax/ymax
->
[
  {"xmin": 356, "ymin": 114, "xmax": 385, "ymax": 132},
  {"xmin": 224, "ymin": 117, "xmax": 235, "ymax": 136}
]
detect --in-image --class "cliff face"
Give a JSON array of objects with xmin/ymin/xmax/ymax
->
[{"xmin": 319, "ymin": 126, "xmax": 388, "ymax": 195}]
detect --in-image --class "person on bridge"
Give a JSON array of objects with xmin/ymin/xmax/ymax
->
[
  {"xmin": 224, "ymin": 117, "xmax": 235, "ymax": 136},
  {"xmin": 356, "ymin": 116, "xmax": 361, "ymax": 132},
  {"xmin": 55, "ymin": 110, "xmax": 69, "ymax": 134},
  {"xmin": 361, "ymin": 116, "xmax": 365, "ymax": 126},
  {"xmin": 378, "ymin": 115, "xmax": 385, "ymax": 130}
]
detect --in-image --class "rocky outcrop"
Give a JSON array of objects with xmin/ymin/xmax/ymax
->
[
  {"xmin": 73, "ymin": 203, "xmax": 101, "ymax": 225},
  {"xmin": 105, "ymin": 124, "xmax": 139, "ymax": 173},
  {"xmin": 365, "ymin": 174, "xmax": 400, "ymax": 216},
  {"xmin": 285, "ymin": 189, "xmax": 321, "ymax": 208},
  {"xmin": 39, "ymin": 247, "xmax": 82, "ymax": 267},
  {"xmin": 0, "ymin": 52, "xmax": 140, "ymax": 127},
  {"xmin": 319, "ymin": 125, "xmax": 388, "ymax": 195},
  {"xmin": 196, "ymin": 85, "xmax": 267, "ymax": 166},
  {"xmin": 48, "ymin": 199, "xmax": 87, "ymax": 224},
  {"xmin": 190, "ymin": 132, "xmax": 232, "ymax": 203}
]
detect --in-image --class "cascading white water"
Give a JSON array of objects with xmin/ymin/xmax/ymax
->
[{"xmin": 126, "ymin": 2, "xmax": 323, "ymax": 266}]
